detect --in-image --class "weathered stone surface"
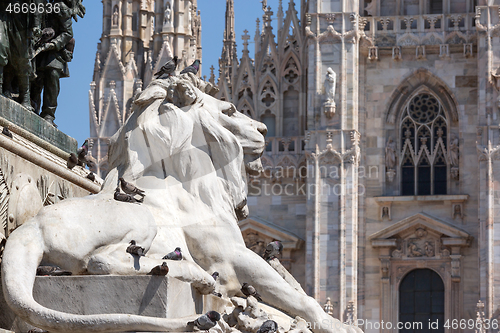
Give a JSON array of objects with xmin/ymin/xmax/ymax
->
[
  {"xmin": 0, "ymin": 275, "xmax": 203, "ymax": 333},
  {"xmin": 32, "ymin": 275, "xmax": 199, "ymax": 317}
]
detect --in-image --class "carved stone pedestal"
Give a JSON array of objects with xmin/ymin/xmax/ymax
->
[
  {"xmin": 323, "ymin": 102, "xmax": 336, "ymax": 119},
  {"xmin": 0, "ymin": 275, "xmax": 219, "ymax": 333}
]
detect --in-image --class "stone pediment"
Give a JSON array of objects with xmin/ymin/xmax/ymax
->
[
  {"xmin": 239, "ymin": 217, "xmax": 303, "ymax": 263},
  {"xmin": 369, "ymin": 213, "xmax": 471, "ymax": 259}
]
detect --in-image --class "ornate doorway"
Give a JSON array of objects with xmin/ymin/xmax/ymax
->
[{"xmin": 399, "ymin": 269, "xmax": 444, "ymax": 333}]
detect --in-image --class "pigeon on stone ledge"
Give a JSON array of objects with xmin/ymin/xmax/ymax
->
[
  {"xmin": 241, "ymin": 282, "xmax": 262, "ymax": 302},
  {"xmin": 257, "ymin": 320, "xmax": 278, "ymax": 333},
  {"xmin": 36, "ymin": 265, "xmax": 72, "ymax": 276},
  {"xmin": 76, "ymin": 140, "xmax": 96, "ymax": 169},
  {"xmin": 162, "ymin": 247, "xmax": 182, "ymax": 260},
  {"xmin": 263, "ymin": 240, "xmax": 283, "ymax": 260},
  {"xmin": 187, "ymin": 311, "xmax": 221, "ymax": 330},
  {"xmin": 148, "ymin": 262, "xmax": 169, "ymax": 275},
  {"xmin": 180, "ymin": 59, "xmax": 201, "ymax": 75},
  {"xmin": 67, "ymin": 153, "xmax": 78, "ymax": 169},
  {"xmin": 154, "ymin": 55, "xmax": 178, "ymax": 78},
  {"xmin": 2, "ymin": 126, "xmax": 12, "ymax": 138},
  {"xmin": 114, "ymin": 187, "xmax": 143, "ymax": 204},
  {"xmin": 77, "ymin": 140, "xmax": 88, "ymax": 165},
  {"xmin": 119, "ymin": 177, "xmax": 145, "ymax": 197},
  {"xmin": 212, "ymin": 271, "xmax": 219, "ymax": 281},
  {"xmin": 86, "ymin": 172, "xmax": 95, "ymax": 182},
  {"xmin": 126, "ymin": 240, "xmax": 145, "ymax": 256},
  {"xmin": 27, "ymin": 328, "xmax": 48, "ymax": 333}
]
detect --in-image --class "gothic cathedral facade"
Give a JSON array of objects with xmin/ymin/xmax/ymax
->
[{"xmin": 217, "ymin": 0, "xmax": 497, "ymax": 330}]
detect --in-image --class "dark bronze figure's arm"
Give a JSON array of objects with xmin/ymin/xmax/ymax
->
[{"xmin": 48, "ymin": 4, "xmax": 73, "ymax": 52}]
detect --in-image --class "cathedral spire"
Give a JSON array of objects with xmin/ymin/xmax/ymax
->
[
  {"xmin": 220, "ymin": 0, "xmax": 237, "ymax": 79},
  {"xmin": 219, "ymin": 0, "xmax": 237, "ymax": 83},
  {"xmin": 277, "ymin": 0, "xmax": 284, "ymax": 30},
  {"xmin": 223, "ymin": 0, "xmax": 235, "ymax": 43}
]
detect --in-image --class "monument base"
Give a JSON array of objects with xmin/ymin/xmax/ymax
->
[
  {"xmin": 0, "ymin": 96, "xmax": 77, "ymax": 155},
  {"xmin": 0, "ymin": 275, "xmax": 223, "ymax": 333}
]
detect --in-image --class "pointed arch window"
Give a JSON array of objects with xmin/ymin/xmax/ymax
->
[{"xmin": 400, "ymin": 92, "xmax": 448, "ymax": 196}]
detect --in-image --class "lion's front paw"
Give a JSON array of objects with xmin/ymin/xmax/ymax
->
[
  {"xmin": 192, "ymin": 277, "xmax": 216, "ymax": 295},
  {"xmin": 167, "ymin": 260, "xmax": 216, "ymax": 294}
]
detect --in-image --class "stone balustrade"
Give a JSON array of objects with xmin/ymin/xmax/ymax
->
[
  {"xmin": 264, "ymin": 136, "xmax": 305, "ymax": 156},
  {"xmin": 363, "ymin": 12, "xmax": 475, "ymax": 46}
]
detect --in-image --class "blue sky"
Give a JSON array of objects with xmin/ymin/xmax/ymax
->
[{"xmin": 57, "ymin": 0, "xmax": 284, "ymax": 146}]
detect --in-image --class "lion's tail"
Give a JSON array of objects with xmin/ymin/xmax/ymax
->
[{"xmin": 1, "ymin": 222, "xmax": 192, "ymax": 333}]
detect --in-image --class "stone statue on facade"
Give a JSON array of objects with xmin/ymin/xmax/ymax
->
[
  {"xmin": 385, "ymin": 137, "xmax": 396, "ymax": 169},
  {"xmin": 385, "ymin": 136, "xmax": 396, "ymax": 182},
  {"xmin": 323, "ymin": 67, "xmax": 336, "ymax": 118},
  {"xmin": 323, "ymin": 297, "xmax": 334, "ymax": 315},
  {"xmin": 449, "ymin": 133, "xmax": 459, "ymax": 179},
  {"xmin": 164, "ymin": 1, "xmax": 172, "ymax": 27},
  {"xmin": 449, "ymin": 134, "xmax": 459, "ymax": 166},
  {"xmin": 112, "ymin": 5, "xmax": 119, "ymax": 27},
  {"xmin": 1, "ymin": 74, "xmax": 362, "ymax": 333},
  {"xmin": 30, "ymin": 0, "xmax": 85, "ymax": 127}
]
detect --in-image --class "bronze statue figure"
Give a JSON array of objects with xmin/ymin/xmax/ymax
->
[
  {"xmin": 0, "ymin": 0, "xmax": 43, "ymax": 112},
  {"xmin": 31, "ymin": 0, "xmax": 85, "ymax": 127},
  {"xmin": 0, "ymin": 0, "xmax": 85, "ymax": 127}
]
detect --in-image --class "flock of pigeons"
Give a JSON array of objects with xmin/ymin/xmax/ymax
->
[
  {"xmin": 122, "ymin": 238, "xmax": 285, "ymax": 332},
  {"xmin": 154, "ymin": 56, "xmax": 201, "ymax": 78},
  {"xmin": 66, "ymin": 139, "xmax": 96, "ymax": 181},
  {"xmin": 35, "ymin": 213, "xmax": 284, "ymax": 332}
]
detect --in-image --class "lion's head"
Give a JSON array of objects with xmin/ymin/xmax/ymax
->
[{"xmin": 104, "ymin": 74, "xmax": 266, "ymax": 220}]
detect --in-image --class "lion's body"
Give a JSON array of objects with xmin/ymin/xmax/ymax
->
[{"xmin": 1, "ymin": 74, "xmax": 361, "ymax": 333}]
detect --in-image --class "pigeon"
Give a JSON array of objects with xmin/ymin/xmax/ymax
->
[
  {"xmin": 154, "ymin": 55, "xmax": 179, "ymax": 78},
  {"xmin": 32, "ymin": 27, "xmax": 56, "ymax": 59},
  {"xmin": 67, "ymin": 153, "xmax": 78, "ymax": 169},
  {"xmin": 34, "ymin": 27, "xmax": 55, "ymax": 50},
  {"xmin": 180, "ymin": 59, "xmax": 201, "ymax": 75},
  {"xmin": 212, "ymin": 271, "xmax": 219, "ymax": 281},
  {"xmin": 2, "ymin": 126, "xmax": 12, "ymax": 138},
  {"xmin": 126, "ymin": 240, "xmax": 145, "ymax": 256},
  {"xmin": 212, "ymin": 291, "xmax": 222, "ymax": 298},
  {"xmin": 119, "ymin": 177, "xmax": 145, "ymax": 197},
  {"xmin": 36, "ymin": 265, "xmax": 72, "ymax": 276},
  {"xmin": 114, "ymin": 187, "xmax": 143, "ymax": 204},
  {"xmin": 86, "ymin": 172, "xmax": 95, "ymax": 182},
  {"xmin": 241, "ymin": 283, "xmax": 262, "ymax": 302},
  {"xmin": 263, "ymin": 240, "xmax": 283, "ymax": 260},
  {"xmin": 257, "ymin": 320, "xmax": 278, "ymax": 333},
  {"xmin": 75, "ymin": 140, "xmax": 95, "ymax": 169},
  {"xmin": 148, "ymin": 262, "xmax": 169, "ymax": 275},
  {"xmin": 77, "ymin": 140, "xmax": 89, "ymax": 166},
  {"xmin": 27, "ymin": 329, "xmax": 48, "ymax": 333},
  {"xmin": 162, "ymin": 247, "xmax": 182, "ymax": 260},
  {"xmin": 187, "ymin": 311, "xmax": 221, "ymax": 330}
]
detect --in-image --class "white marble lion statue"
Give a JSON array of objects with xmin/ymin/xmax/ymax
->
[{"xmin": 1, "ymin": 74, "xmax": 360, "ymax": 333}]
